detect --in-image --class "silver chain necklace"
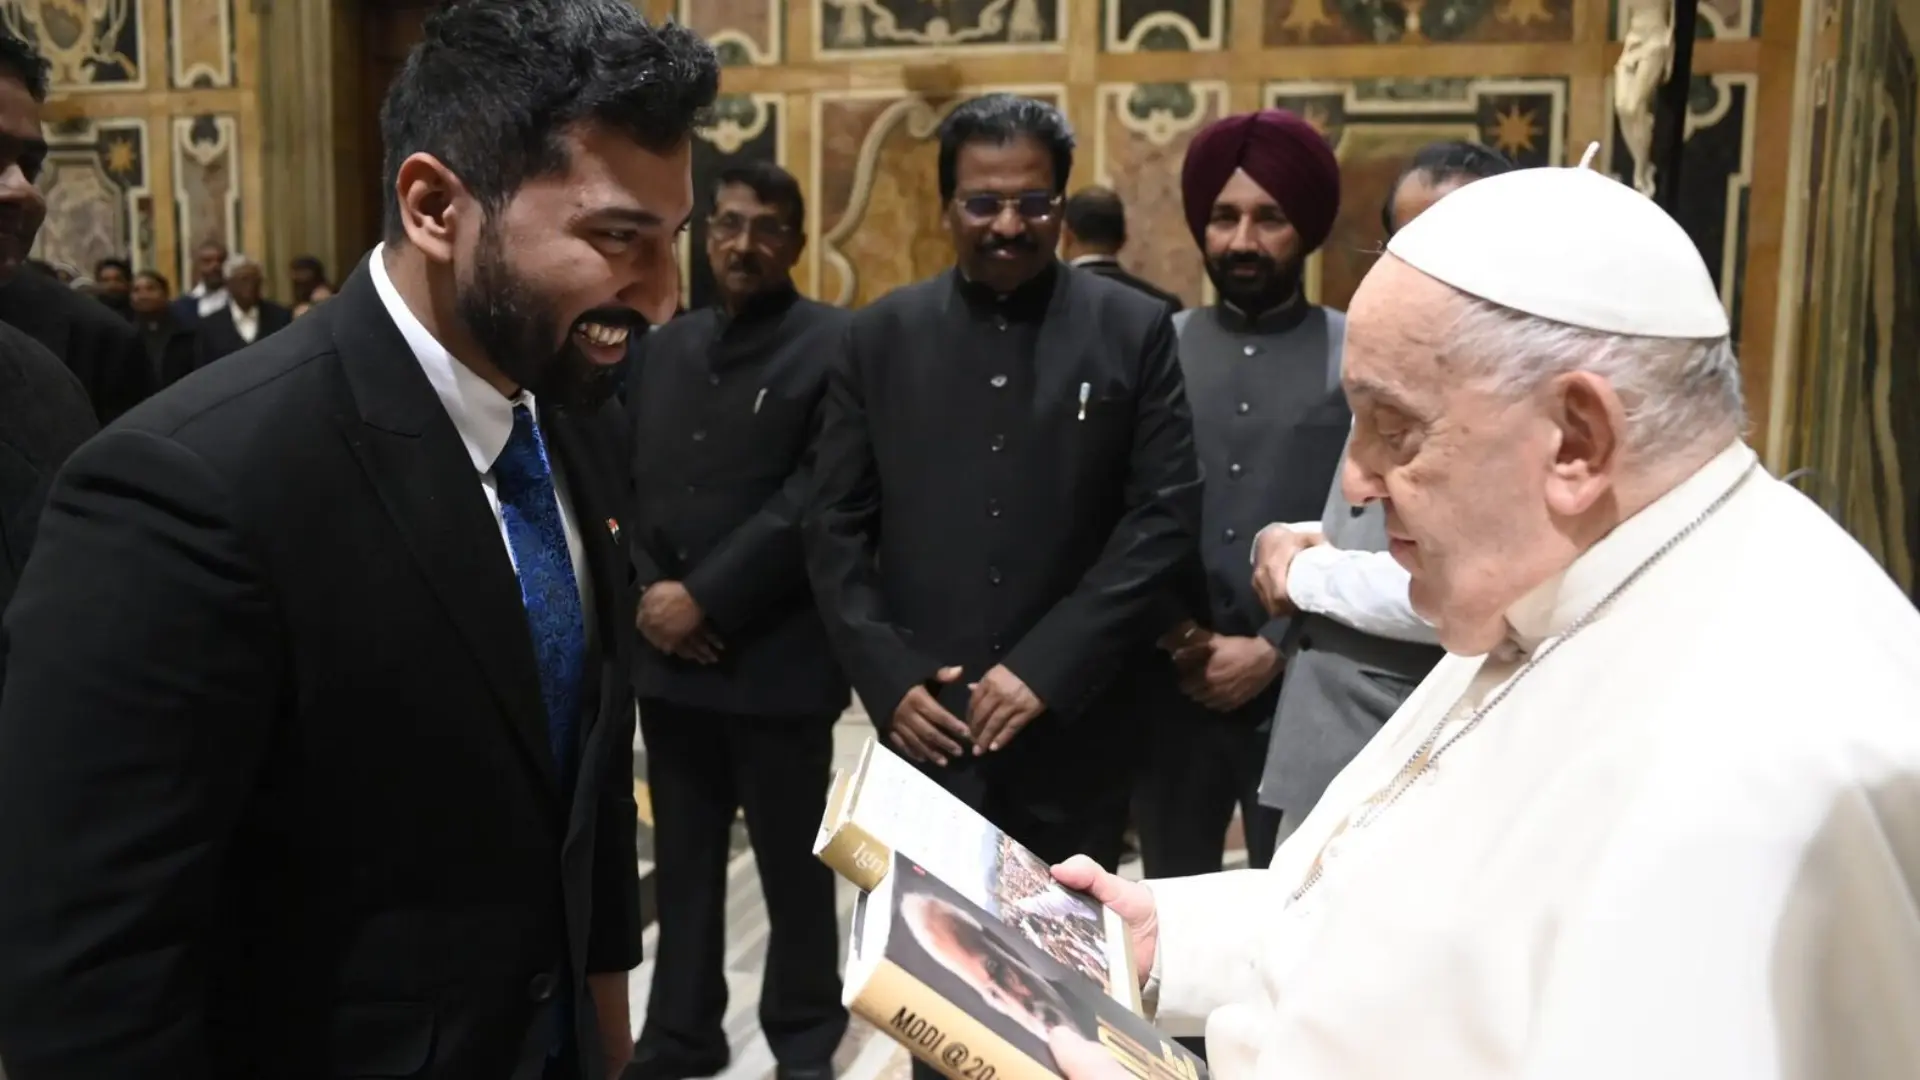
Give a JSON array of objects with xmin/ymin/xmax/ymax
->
[{"xmin": 1289, "ymin": 459, "xmax": 1760, "ymax": 904}]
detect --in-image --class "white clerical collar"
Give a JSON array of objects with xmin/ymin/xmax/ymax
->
[
  {"xmin": 1505, "ymin": 440, "xmax": 1758, "ymax": 652},
  {"xmin": 1069, "ymin": 253, "xmax": 1119, "ymax": 268},
  {"xmin": 369, "ymin": 242, "xmax": 529, "ymax": 475}
]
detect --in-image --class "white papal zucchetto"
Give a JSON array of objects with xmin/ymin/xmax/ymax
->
[{"xmin": 1384, "ymin": 162, "xmax": 1731, "ymax": 340}]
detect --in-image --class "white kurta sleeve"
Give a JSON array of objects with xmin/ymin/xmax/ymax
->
[
  {"xmin": 1286, "ymin": 545, "xmax": 1439, "ymax": 645},
  {"xmin": 1143, "ymin": 870, "xmax": 1272, "ymax": 1035},
  {"xmin": 1520, "ymin": 754, "xmax": 1920, "ymax": 1080}
]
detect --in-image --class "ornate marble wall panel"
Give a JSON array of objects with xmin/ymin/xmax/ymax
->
[
  {"xmin": 1263, "ymin": 0, "xmax": 1575, "ymax": 46},
  {"xmin": 1607, "ymin": 0, "xmax": 1763, "ymax": 38},
  {"xmin": 169, "ymin": 0, "xmax": 235, "ymax": 88},
  {"xmin": 31, "ymin": 117, "xmax": 150, "ymax": 274},
  {"xmin": 685, "ymin": 94, "xmax": 784, "ymax": 311},
  {"xmin": 817, "ymin": 0, "xmax": 1064, "ymax": 56},
  {"xmin": 1104, "ymin": 0, "xmax": 1225, "ymax": 51},
  {"xmin": 1, "ymin": 0, "xmax": 143, "ymax": 90},
  {"xmin": 1606, "ymin": 73, "xmax": 1757, "ymax": 340},
  {"xmin": 1267, "ymin": 77, "xmax": 1569, "ymax": 311},
  {"xmin": 812, "ymin": 87, "xmax": 1065, "ymax": 306},
  {"xmin": 171, "ymin": 113, "xmax": 239, "ymax": 285},
  {"xmin": 1091, "ymin": 81, "xmax": 1228, "ymax": 307},
  {"xmin": 678, "ymin": 0, "xmax": 783, "ymax": 65}
]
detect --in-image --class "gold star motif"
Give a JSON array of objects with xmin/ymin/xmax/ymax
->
[
  {"xmin": 104, "ymin": 138, "xmax": 136, "ymax": 174},
  {"xmin": 1487, "ymin": 102, "xmax": 1538, "ymax": 156}
]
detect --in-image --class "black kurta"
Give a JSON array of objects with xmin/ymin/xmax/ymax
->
[
  {"xmin": 806, "ymin": 262, "xmax": 1201, "ymax": 861},
  {"xmin": 627, "ymin": 284, "xmax": 851, "ymax": 719}
]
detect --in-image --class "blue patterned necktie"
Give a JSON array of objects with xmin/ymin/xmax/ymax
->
[{"xmin": 493, "ymin": 403, "xmax": 588, "ymax": 792}]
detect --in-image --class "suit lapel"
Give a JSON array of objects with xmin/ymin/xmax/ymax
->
[
  {"xmin": 544, "ymin": 407, "xmax": 629, "ymax": 700},
  {"xmin": 327, "ymin": 263, "xmax": 562, "ymax": 806}
]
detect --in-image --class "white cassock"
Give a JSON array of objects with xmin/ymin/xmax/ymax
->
[{"xmin": 1146, "ymin": 441, "xmax": 1920, "ymax": 1079}]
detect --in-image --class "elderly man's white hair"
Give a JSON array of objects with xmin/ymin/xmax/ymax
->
[
  {"xmin": 1442, "ymin": 298, "xmax": 1745, "ymax": 461},
  {"xmin": 1387, "ymin": 163, "xmax": 1741, "ymax": 462},
  {"xmin": 223, "ymin": 253, "xmax": 260, "ymax": 276}
]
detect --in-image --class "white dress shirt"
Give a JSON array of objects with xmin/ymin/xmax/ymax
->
[
  {"xmin": 1252, "ymin": 522, "xmax": 1439, "ymax": 645},
  {"xmin": 368, "ymin": 244, "xmax": 595, "ymax": 642},
  {"xmin": 229, "ymin": 304, "xmax": 260, "ymax": 345},
  {"xmin": 189, "ymin": 281, "xmax": 229, "ymax": 318},
  {"xmin": 1149, "ymin": 441, "xmax": 1920, "ymax": 1080}
]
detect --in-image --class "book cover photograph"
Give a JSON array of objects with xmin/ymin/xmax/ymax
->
[
  {"xmin": 815, "ymin": 737, "xmax": 1138, "ymax": 1006},
  {"xmin": 845, "ymin": 850, "xmax": 1206, "ymax": 1080}
]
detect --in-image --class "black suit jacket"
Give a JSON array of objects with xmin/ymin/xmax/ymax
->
[
  {"xmin": 1072, "ymin": 256, "xmax": 1184, "ymax": 313},
  {"xmin": 0, "ymin": 268, "xmax": 155, "ymax": 423},
  {"xmin": 0, "ymin": 320, "xmax": 98, "ymax": 681},
  {"xmin": 806, "ymin": 264, "xmax": 1200, "ymax": 748},
  {"xmin": 195, "ymin": 301, "xmax": 294, "ymax": 367},
  {"xmin": 627, "ymin": 288, "xmax": 850, "ymax": 718},
  {"xmin": 0, "ymin": 265, "xmax": 641, "ymax": 1080}
]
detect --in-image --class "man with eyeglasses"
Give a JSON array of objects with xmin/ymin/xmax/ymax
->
[
  {"xmin": 807, "ymin": 95, "xmax": 1201, "ymax": 924},
  {"xmin": 1134, "ymin": 109, "xmax": 1351, "ymax": 890},
  {"xmin": 624, "ymin": 160, "xmax": 850, "ymax": 1080}
]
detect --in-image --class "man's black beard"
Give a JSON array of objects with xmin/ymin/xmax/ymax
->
[
  {"xmin": 1205, "ymin": 252, "xmax": 1304, "ymax": 316},
  {"xmin": 456, "ymin": 222, "xmax": 624, "ymax": 413}
]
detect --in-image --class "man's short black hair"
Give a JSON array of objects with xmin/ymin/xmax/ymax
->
[
  {"xmin": 936, "ymin": 93, "xmax": 1074, "ymax": 202},
  {"xmin": 714, "ymin": 160, "xmax": 805, "ymax": 233},
  {"xmin": 135, "ymin": 269, "xmax": 171, "ymax": 292},
  {"xmin": 379, "ymin": 0, "xmax": 719, "ymax": 243},
  {"xmin": 291, "ymin": 254, "xmax": 326, "ymax": 277},
  {"xmin": 0, "ymin": 24, "xmax": 48, "ymax": 102},
  {"xmin": 95, "ymin": 257, "xmax": 132, "ymax": 279},
  {"xmin": 1382, "ymin": 140, "xmax": 1515, "ymax": 236},
  {"xmin": 1064, "ymin": 186, "xmax": 1127, "ymax": 249}
]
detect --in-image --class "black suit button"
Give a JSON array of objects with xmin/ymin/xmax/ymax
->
[
  {"xmin": 987, "ymin": 498, "xmax": 1002, "ymax": 518},
  {"xmin": 988, "ymin": 566, "xmax": 1003, "ymax": 585},
  {"xmin": 990, "ymin": 374, "xmax": 1008, "ymax": 388},
  {"xmin": 1299, "ymin": 635, "xmax": 1315, "ymax": 652},
  {"xmin": 691, "ymin": 430, "xmax": 707, "ymax": 442},
  {"xmin": 685, "ymin": 483, "xmax": 699, "ymax": 494},
  {"xmin": 1237, "ymin": 401, "xmax": 1250, "ymax": 415},
  {"xmin": 708, "ymin": 373, "xmax": 720, "ymax": 386},
  {"xmin": 990, "ymin": 639, "xmax": 1004, "ymax": 654},
  {"xmin": 990, "ymin": 434, "xmax": 1006, "ymax": 452},
  {"xmin": 1228, "ymin": 462, "xmax": 1243, "ymax": 478},
  {"xmin": 528, "ymin": 972, "xmax": 556, "ymax": 1002},
  {"xmin": 1223, "ymin": 528, "xmax": 1237, "ymax": 542},
  {"xmin": 675, "ymin": 548, "xmax": 689, "ymax": 561}
]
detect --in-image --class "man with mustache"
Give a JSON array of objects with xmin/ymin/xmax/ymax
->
[
  {"xmin": 807, "ymin": 96, "xmax": 1201, "ymax": 980},
  {"xmin": 624, "ymin": 160, "xmax": 850, "ymax": 1080},
  {"xmin": 0, "ymin": 3, "xmax": 717, "ymax": 1078},
  {"xmin": 1134, "ymin": 109, "xmax": 1347, "ymax": 881}
]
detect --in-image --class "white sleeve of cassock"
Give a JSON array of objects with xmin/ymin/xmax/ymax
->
[
  {"xmin": 1142, "ymin": 871, "xmax": 1273, "ymax": 1037},
  {"xmin": 1519, "ymin": 746, "xmax": 1920, "ymax": 1080}
]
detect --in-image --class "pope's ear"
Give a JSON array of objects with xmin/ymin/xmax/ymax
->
[
  {"xmin": 1544, "ymin": 370, "xmax": 1624, "ymax": 516},
  {"xmin": 393, "ymin": 152, "xmax": 468, "ymax": 264}
]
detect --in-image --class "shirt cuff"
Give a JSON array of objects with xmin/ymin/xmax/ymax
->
[
  {"xmin": 1284, "ymin": 542, "xmax": 1345, "ymax": 615},
  {"xmin": 1142, "ymin": 948, "xmax": 1163, "ymax": 1017}
]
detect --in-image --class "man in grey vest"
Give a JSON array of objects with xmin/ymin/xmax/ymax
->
[
  {"xmin": 1249, "ymin": 142, "xmax": 1514, "ymax": 843},
  {"xmin": 1134, "ymin": 109, "xmax": 1349, "ymax": 879}
]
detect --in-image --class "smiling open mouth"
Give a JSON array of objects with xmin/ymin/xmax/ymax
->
[{"xmin": 573, "ymin": 320, "xmax": 631, "ymax": 349}]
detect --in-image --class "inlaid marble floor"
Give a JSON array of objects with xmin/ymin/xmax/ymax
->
[{"xmin": 625, "ymin": 708, "xmax": 1249, "ymax": 1080}]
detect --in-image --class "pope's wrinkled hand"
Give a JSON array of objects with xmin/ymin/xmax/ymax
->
[
  {"xmin": 1048, "ymin": 1027, "xmax": 1134, "ymax": 1080},
  {"xmin": 1050, "ymin": 855, "xmax": 1158, "ymax": 983},
  {"xmin": 1251, "ymin": 524, "xmax": 1325, "ymax": 616}
]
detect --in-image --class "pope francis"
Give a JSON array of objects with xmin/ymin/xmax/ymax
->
[{"xmin": 1046, "ymin": 162, "xmax": 1920, "ymax": 1080}]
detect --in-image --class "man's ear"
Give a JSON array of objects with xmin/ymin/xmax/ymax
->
[
  {"xmin": 393, "ymin": 152, "xmax": 468, "ymax": 264},
  {"xmin": 1543, "ymin": 370, "xmax": 1626, "ymax": 518}
]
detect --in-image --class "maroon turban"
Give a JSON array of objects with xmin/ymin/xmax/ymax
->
[{"xmin": 1181, "ymin": 109, "xmax": 1342, "ymax": 254}]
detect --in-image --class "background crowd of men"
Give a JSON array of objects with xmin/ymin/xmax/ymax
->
[{"xmin": 0, "ymin": 3, "xmax": 1526, "ymax": 1077}]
